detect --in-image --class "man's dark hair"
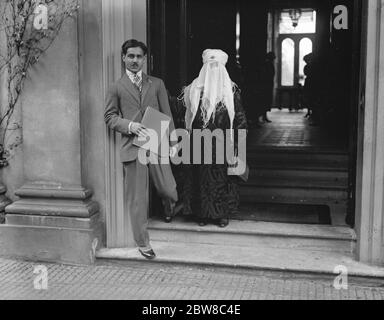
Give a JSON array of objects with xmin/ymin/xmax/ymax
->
[{"xmin": 121, "ymin": 39, "xmax": 148, "ymax": 56}]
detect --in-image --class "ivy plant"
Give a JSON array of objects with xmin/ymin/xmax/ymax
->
[{"xmin": 0, "ymin": 0, "xmax": 79, "ymax": 168}]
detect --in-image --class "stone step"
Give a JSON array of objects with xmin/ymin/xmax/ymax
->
[
  {"xmin": 249, "ymin": 163, "xmax": 348, "ymax": 173},
  {"xmin": 96, "ymin": 238, "xmax": 384, "ymax": 278},
  {"xmin": 248, "ymin": 168, "xmax": 348, "ymax": 182},
  {"xmin": 247, "ymin": 146, "xmax": 348, "ymax": 157},
  {"xmin": 247, "ymin": 157, "xmax": 348, "ymax": 171},
  {"xmin": 246, "ymin": 150, "xmax": 349, "ymax": 171},
  {"xmin": 148, "ymin": 218, "xmax": 355, "ymax": 254},
  {"xmin": 248, "ymin": 147, "xmax": 348, "ymax": 156},
  {"xmin": 243, "ymin": 175, "xmax": 348, "ymax": 190},
  {"xmin": 239, "ymin": 185, "xmax": 349, "ymax": 203},
  {"xmin": 234, "ymin": 204, "xmax": 330, "ymax": 225}
]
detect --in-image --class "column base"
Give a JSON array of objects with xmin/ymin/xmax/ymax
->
[{"xmin": 0, "ymin": 182, "xmax": 103, "ymax": 265}]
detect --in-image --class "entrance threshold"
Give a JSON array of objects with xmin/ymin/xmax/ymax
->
[{"xmin": 96, "ymin": 218, "xmax": 384, "ymax": 279}]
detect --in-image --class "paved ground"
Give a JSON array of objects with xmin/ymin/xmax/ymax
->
[{"xmin": 1, "ymin": 257, "xmax": 384, "ymax": 300}]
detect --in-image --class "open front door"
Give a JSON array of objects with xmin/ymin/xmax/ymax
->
[
  {"xmin": 277, "ymin": 33, "xmax": 315, "ymax": 109},
  {"xmin": 347, "ymin": 0, "xmax": 365, "ymax": 228},
  {"xmin": 186, "ymin": 0, "xmax": 237, "ymax": 83},
  {"xmin": 147, "ymin": 0, "xmax": 363, "ymax": 226},
  {"xmin": 148, "ymin": 0, "xmax": 237, "ymax": 94}
]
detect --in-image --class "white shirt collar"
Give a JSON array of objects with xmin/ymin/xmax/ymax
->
[{"xmin": 126, "ymin": 69, "xmax": 142, "ymax": 81}]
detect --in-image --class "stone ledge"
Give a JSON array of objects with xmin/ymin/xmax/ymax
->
[
  {"xmin": 5, "ymin": 182, "xmax": 99, "ymax": 218},
  {"xmin": 6, "ymin": 199, "xmax": 99, "ymax": 218},
  {"xmin": 149, "ymin": 217, "xmax": 356, "ymax": 241},
  {"xmin": 14, "ymin": 182, "xmax": 93, "ymax": 200},
  {"xmin": 0, "ymin": 221, "xmax": 104, "ymax": 265},
  {"xmin": 6, "ymin": 213, "xmax": 101, "ymax": 229}
]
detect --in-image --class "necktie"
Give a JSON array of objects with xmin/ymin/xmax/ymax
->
[{"xmin": 133, "ymin": 74, "xmax": 142, "ymax": 92}]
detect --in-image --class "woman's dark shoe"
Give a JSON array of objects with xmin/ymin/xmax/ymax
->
[
  {"xmin": 163, "ymin": 203, "xmax": 183, "ymax": 223},
  {"xmin": 218, "ymin": 218, "xmax": 229, "ymax": 228},
  {"xmin": 198, "ymin": 218, "xmax": 208, "ymax": 227}
]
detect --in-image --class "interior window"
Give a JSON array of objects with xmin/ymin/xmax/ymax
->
[
  {"xmin": 279, "ymin": 9, "xmax": 316, "ymax": 34},
  {"xmin": 299, "ymin": 38, "xmax": 313, "ymax": 85},
  {"xmin": 281, "ymin": 38, "xmax": 295, "ymax": 86}
]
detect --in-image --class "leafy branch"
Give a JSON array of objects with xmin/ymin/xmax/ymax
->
[{"xmin": 0, "ymin": 0, "xmax": 79, "ymax": 168}]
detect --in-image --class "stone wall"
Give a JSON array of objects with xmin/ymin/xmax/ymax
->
[{"xmin": 0, "ymin": 1, "xmax": 104, "ymax": 264}]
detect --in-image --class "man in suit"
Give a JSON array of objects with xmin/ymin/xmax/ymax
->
[{"xmin": 104, "ymin": 39, "xmax": 178, "ymax": 259}]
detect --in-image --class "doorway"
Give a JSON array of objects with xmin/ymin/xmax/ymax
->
[
  {"xmin": 275, "ymin": 9, "xmax": 316, "ymax": 111},
  {"xmin": 147, "ymin": 0, "xmax": 362, "ymax": 227}
]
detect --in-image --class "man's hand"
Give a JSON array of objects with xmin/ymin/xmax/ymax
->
[{"xmin": 130, "ymin": 122, "xmax": 149, "ymax": 138}]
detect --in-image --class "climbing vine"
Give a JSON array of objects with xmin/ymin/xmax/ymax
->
[{"xmin": 0, "ymin": 0, "xmax": 79, "ymax": 167}]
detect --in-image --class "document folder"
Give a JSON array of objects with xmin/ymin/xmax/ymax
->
[{"xmin": 133, "ymin": 106, "xmax": 171, "ymax": 156}]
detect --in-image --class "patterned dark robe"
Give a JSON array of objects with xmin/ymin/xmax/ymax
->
[{"xmin": 179, "ymin": 87, "xmax": 248, "ymax": 220}]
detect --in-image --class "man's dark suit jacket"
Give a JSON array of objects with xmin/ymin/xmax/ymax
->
[{"xmin": 105, "ymin": 72, "xmax": 175, "ymax": 162}]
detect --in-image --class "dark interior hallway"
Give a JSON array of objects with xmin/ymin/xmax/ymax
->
[
  {"xmin": 248, "ymin": 108, "xmax": 348, "ymax": 150},
  {"xmin": 240, "ymin": 107, "xmax": 349, "ymax": 226}
]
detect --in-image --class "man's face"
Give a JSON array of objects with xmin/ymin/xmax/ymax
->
[{"xmin": 123, "ymin": 47, "xmax": 146, "ymax": 73}]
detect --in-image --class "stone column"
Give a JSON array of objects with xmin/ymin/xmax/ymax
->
[
  {"xmin": 0, "ymin": 7, "xmax": 103, "ymax": 265},
  {"xmin": 102, "ymin": 0, "xmax": 147, "ymax": 248},
  {"xmin": 355, "ymin": 0, "xmax": 384, "ymax": 266}
]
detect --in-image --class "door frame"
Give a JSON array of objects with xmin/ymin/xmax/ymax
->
[
  {"xmin": 101, "ymin": 0, "xmax": 384, "ymax": 265},
  {"xmin": 276, "ymin": 33, "xmax": 315, "ymax": 109},
  {"xmin": 147, "ymin": 0, "xmax": 188, "ymax": 90},
  {"xmin": 353, "ymin": 0, "xmax": 384, "ymax": 265}
]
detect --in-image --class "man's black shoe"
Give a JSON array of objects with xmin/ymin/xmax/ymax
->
[
  {"xmin": 139, "ymin": 248, "xmax": 156, "ymax": 260},
  {"xmin": 164, "ymin": 216, "xmax": 172, "ymax": 223}
]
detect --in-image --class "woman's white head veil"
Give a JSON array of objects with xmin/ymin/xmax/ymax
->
[{"xmin": 183, "ymin": 49, "xmax": 235, "ymax": 132}]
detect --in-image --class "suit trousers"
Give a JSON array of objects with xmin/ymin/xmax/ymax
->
[{"xmin": 123, "ymin": 153, "xmax": 178, "ymax": 250}]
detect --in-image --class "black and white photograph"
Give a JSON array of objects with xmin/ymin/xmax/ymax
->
[{"xmin": 0, "ymin": 0, "xmax": 384, "ymax": 305}]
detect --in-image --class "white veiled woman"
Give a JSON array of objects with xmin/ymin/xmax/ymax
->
[{"xmin": 178, "ymin": 49, "xmax": 248, "ymax": 228}]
